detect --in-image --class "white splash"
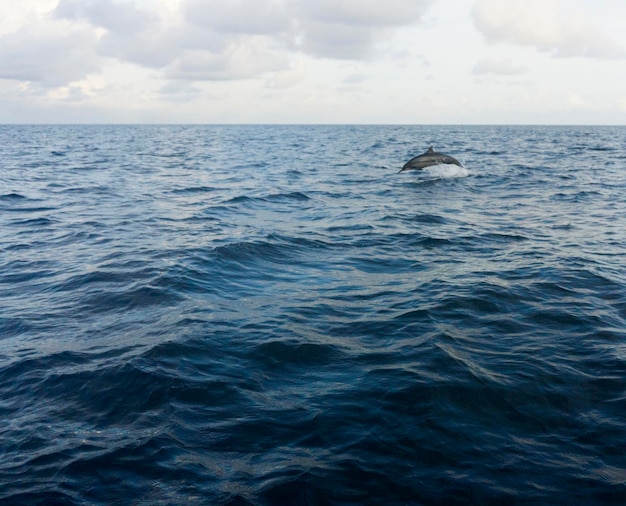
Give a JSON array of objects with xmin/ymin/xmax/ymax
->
[{"xmin": 424, "ymin": 163, "xmax": 470, "ymax": 178}]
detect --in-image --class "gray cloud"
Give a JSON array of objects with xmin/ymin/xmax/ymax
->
[
  {"xmin": 184, "ymin": 0, "xmax": 291, "ymax": 36},
  {"xmin": 159, "ymin": 80, "xmax": 203, "ymax": 103},
  {"xmin": 167, "ymin": 41, "xmax": 289, "ymax": 81},
  {"xmin": 291, "ymin": 0, "xmax": 435, "ymax": 59},
  {"xmin": 51, "ymin": 0, "xmax": 293, "ymax": 80},
  {"xmin": 0, "ymin": 22, "xmax": 99, "ymax": 85},
  {"xmin": 297, "ymin": 0, "xmax": 432, "ymax": 27},
  {"xmin": 54, "ymin": 0, "xmax": 179, "ymax": 67},
  {"xmin": 343, "ymin": 73, "xmax": 368, "ymax": 84},
  {"xmin": 296, "ymin": 21, "xmax": 377, "ymax": 60},
  {"xmin": 54, "ymin": 0, "xmax": 157, "ymax": 34},
  {"xmin": 472, "ymin": 0, "xmax": 626, "ymax": 60},
  {"xmin": 182, "ymin": 0, "xmax": 436, "ymax": 60},
  {"xmin": 1, "ymin": 0, "xmax": 436, "ymax": 89}
]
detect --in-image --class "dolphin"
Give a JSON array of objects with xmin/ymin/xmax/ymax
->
[{"xmin": 399, "ymin": 146, "xmax": 462, "ymax": 172}]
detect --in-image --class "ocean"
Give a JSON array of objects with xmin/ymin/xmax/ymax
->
[{"xmin": 1, "ymin": 124, "xmax": 625, "ymax": 505}]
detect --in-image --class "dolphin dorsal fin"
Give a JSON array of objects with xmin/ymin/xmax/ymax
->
[{"xmin": 427, "ymin": 146, "xmax": 434, "ymax": 153}]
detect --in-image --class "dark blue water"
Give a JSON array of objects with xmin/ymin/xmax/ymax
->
[{"xmin": 1, "ymin": 125, "xmax": 625, "ymax": 505}]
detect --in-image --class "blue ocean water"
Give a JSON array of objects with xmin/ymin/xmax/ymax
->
[{"xmin": 1, "ymin": 124, "xmax": 625, "ymax": 505}]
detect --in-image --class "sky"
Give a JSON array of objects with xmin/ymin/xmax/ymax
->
[{"xmin": 1, "ymin": 0, "xmax": 625, "ymax": 124}]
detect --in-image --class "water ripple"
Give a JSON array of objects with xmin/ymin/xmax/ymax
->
[{"xmin": 1, "ymin": 125, "xmax": 625, "ymax": 504}]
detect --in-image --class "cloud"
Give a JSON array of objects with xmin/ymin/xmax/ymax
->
[
  {"xmin": 0, "ymin": 21, "xmax": 100, "ymax": 86},
  {"xmin": 167, "ymin": 37, "xmax": 289, "ymax": 81},
  {"xmin": 1, "ymin": 0, "xmax": 436, "ymax": 91},
  {"xmin": 473, "ymin": 57, "xmax": 528, "ymax": 75},
  {"xmin": 343, "ymin": 73, "xmax": 368, "ymax": 84},
  {"xmin": 184, "ymin": 0, "xmax": 291, "ymax": 36},
  {"xmin": 54, "ymin": 0, "xmax": 180, "ymax": 68},
  {"xmin": 471, "ymin": 0, "xmax": 626, "ymax": 59},
  {"xmin": 265, "ymin": 58, "xmax": 306, "ymax": 89},
  {"xmin": 567, "ymin": 92, "xmax": 585, "ymax": 108},
  {"xmin": 297, "ymin": 0, "xmax": 432, "ymax": 27},
  {"xmin": 296, "ymin": 20, "xmax": 379, "ymax": 60},
  {"xmin": 54, "ymin": 0, "xmax": 157, "ymax": 34},
  {"xmin": 292, "ymin": 0, "xmax": 435, "ymax": 59},
  {"xmin": 159, "ymin": 81, "xmax": 203, "ymax": 102},
  {"xmin": 183, "ymin": 0, "xmax": 436, "ymax": 60}
]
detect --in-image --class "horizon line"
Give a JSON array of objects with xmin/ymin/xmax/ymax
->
[{"xmin": 1, "ymin": 122, "xmax": 625, "ymax": 127}]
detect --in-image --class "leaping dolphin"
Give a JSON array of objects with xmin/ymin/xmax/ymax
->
[{"xmin": 399, "ymin": 146, "xmax": 462, "ymax": 172}]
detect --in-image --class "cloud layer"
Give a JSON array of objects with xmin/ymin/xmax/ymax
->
[
  {"xmin": 1, "ymin": 0, "xmax": 625, "ymax": 124},
  {"xmin": 4, "ymin": 0, "xmax": 622, "ymax": 91},
  {"xmin": 473, "ymin": 58, "xmax": 527, "ymax": 76},
  {"xmin": 0, "ymin": 19, "xmax": 98, "ymax": 85},
  {"xmin": 472, "ymin": 0, "xmax": 626, "ymax": 59},
  {"xmin": 0, "ymin": 0, "xmax": 436, "ymax": 88}
]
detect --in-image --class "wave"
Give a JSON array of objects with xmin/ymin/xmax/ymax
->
[
  {"xmin": 209, "ymin": 237, "xmax": 300, "ymax": 266},
  {"xmin": 168, "ymin": 185, "xmax": 219, "ymax": 195},
  {"xmin": 0, "ymin": 192, "xmax": 27, "ymax": 200},
  {"xmin": 2, "ymin": 124, "xmax": 626, "ymax": 505},
  {"xmin": 223, "ymin": 191, "xmax": 311, "ymax": 208}
]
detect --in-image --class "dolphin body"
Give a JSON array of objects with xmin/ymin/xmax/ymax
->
[{"xmin": 400, "ymin": 146, "xmax": 462, "ymax": 172}]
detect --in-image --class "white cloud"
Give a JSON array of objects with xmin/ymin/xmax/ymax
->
[
  {"xmin": 0, "ymin": 0, "xmax": 57, "ymax": 33},
  {"xmin": 471, "ymin": 0, "xmax": 626, "ymax": 59},
  {"xmin": 343, "ymin": 73, "xmax": 368, "ymax": 84},
  {"xmin": 473, "ymin": 57, "xmax": 527, "ymax": 75},
  {"xmin": 265, "ymin": 58, "xmax": 306, "ymax": 89},
  {"xmin": 567, "ymin": 92, "xmax": 585, "ymax": 108}
]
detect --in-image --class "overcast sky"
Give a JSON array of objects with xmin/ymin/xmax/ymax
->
[{"xmin": 1, "ymin": 0, "xmax": 625, "ymax": 124}]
